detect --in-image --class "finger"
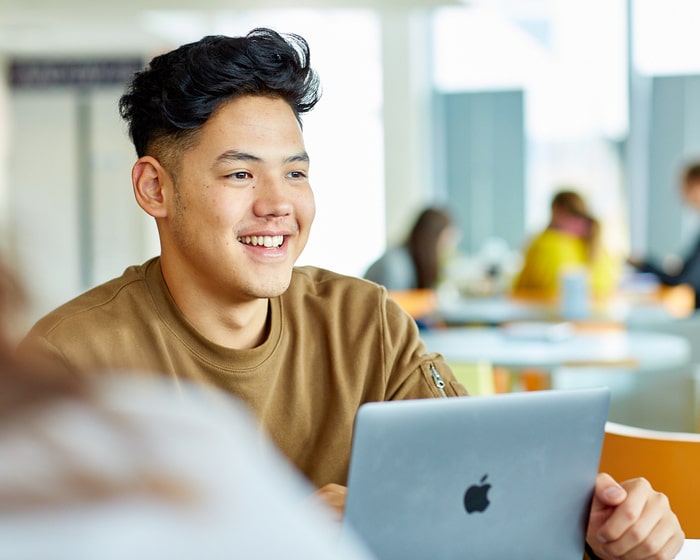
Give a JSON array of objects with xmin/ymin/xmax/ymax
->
[
  {"xmin": 596, "ymin": 479, "xmax": 681, "ymax": 559},
  {"xmin": 600, "ymin": 501, "xmax": 662, "ymax": 558},
  {"xmin": 587, "ymin": 474, "xmax": 625, "ymax": 545},
  {"xmin": 313, "ymin": 483, "xmax": 347, "ymax": 520},
  {"xmin": 595, "ymin": 478, "xmax": 650, "ymax": 544},
  {"xmin": 593, "ymin": 472, "xmax": 627, "ymax": 508},
  {"xmin": 602, "ymin": 509, "xmax": 683, "ymax": 560}
]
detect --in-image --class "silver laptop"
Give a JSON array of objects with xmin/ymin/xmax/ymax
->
[{"xmin": 341, "ymin": 387, "xmax": 610, "ymax": 560}]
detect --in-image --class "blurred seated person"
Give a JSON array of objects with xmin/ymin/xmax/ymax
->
[
  {"xmin": 0, "ymin": 262, "xmax": 371, "ymax": 560},
  {"xmin": 629, "ymin": 162, "xmax": 700, "ymax": 308},
  {"xmin": 513, "ymin": 189, "xmax": 620, "ymax": 300},
  {"xmin": 364, "ymin": 207, "xmax": 458, "ymax": 291}
]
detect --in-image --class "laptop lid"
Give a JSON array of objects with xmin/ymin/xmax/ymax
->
[{"xmin": 342, "ymin": 387, "xmax": 610, "ymax": 560}]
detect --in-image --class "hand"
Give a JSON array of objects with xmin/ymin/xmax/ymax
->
[
  {"xmin": 627, "ymin": 256, "xmax": 642, "ymax": 269},
  {"xmin": 313, "ymin": 483, "xmax": 347, "ymax": 522},
  {"xmin": 586, "ymin": 473, "xmax": 684, "ymax": 559}
]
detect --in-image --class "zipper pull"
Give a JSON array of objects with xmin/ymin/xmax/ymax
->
[{"xmin": 429, "ymin": 363, "xmax": 448, "ymax": 398}]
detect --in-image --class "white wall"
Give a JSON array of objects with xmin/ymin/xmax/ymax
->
[
  {"xmin": 8, "ymin": 86, "xmax": 158, "ymax": 329},
  {"xmin": 89, "ymin": 89, "xmax": 160, "ymax": 285},
  {"xmin": 10, "ymin": 91, "xmax": 83, "ymax": 327}
]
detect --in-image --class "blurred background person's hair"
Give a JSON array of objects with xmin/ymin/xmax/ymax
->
[
  {"xmin": 549, "ymin": 190, "xmax": 601, "ymax": 263},
  {"xmin": 364, "ymin": 207, "xmax": 458, "ymax": 291}
]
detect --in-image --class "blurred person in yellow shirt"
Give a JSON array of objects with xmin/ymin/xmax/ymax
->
[{"xmin": 513, "ymin": 189, "xmax": 620, "ymax": 300}]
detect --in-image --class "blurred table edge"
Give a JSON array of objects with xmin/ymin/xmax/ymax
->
[
  {"xmin": 431, "ymin": 283, "xmax": 696, "ymax": 327},
  {"xmin": 678, "ymin": 539, "xmax": 700, "ymax": 558},
  {"xmin": 419, "ymin": 326, "xmax": 691, "ymax": 372}
]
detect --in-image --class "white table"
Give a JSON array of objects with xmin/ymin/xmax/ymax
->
[
  {"xmin": 420, "ymin": 326, "xmax": 690, "ymax": 372},
  {"xmin": 679, "ymin": 539, "xmax": 700, "ymax": 558},
  {"xmin": 420, "ymin": 326, "xmax": 695, "ymax": 431},
  {"xmin": 436, "ymin": 295, "xmax": 681, "ymax": 328},
  {"xmin": 437, "ymin": 296, "xmax": 552, "ymax": 326}
]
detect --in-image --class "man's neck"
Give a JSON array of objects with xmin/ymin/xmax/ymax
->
[
  {"xmin": 183, "ymin": 297, "xmax": 270, "ymax": 349},
  {"xmin": 159, "ymin": 265, "xmax": 271, "ymax": 350}
]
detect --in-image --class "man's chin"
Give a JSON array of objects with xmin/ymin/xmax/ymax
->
[{"xmin": 249, "ymin": 278, "xmax": 292, "ymax": 300}]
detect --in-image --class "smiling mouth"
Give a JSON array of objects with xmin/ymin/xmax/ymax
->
[{"xmin": 237, "ymin": 235, "xmax": 284, "ymax": 248}]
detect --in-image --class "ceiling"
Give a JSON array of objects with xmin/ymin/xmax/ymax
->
[
  {"xmin": 0, "ymin": 0, "xmax": 557, "ymax": 58},
  {"xmin": 0, "ymin": 0, "xmax": 473, "ymax": 57}
]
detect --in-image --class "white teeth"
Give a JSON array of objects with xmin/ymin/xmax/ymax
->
[{"xmin": 238, "ymin": 235, "xmax": 284, "ymax": 248}]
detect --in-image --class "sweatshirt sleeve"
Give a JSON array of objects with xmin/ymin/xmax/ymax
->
[
  {"xmin": 636, "ymin": 259, "xmax": 683, "ymax": 285},
  {"xmin": 15, "ymin": 331, "xmax": 77, "ymax": 379},
  {"xmin": 379, "ymin": 290, "xmax": 468, "ymax": 401}
]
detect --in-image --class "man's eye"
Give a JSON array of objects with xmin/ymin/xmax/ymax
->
[
  {"xmin": 287, "ymin": 171, "xmax": 307, "ymax": 179},
  {"xmin": 229, "ymin": 171, "xmax": 251, "ymax": 180}
]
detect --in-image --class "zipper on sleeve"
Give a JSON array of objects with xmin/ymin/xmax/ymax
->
[{"xmin": 429, "ymin": 362, "xmax": 448, "ymax": 398}]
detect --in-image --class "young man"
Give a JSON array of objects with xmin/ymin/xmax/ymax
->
[{"xmin": 20, "ymin": 29, "xmax": 684, "ymax": 559}]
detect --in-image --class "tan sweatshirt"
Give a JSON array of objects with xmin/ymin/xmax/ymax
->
[{"xmin": 19, "ymin": 257, "xmax": 467, "ymax": 487}]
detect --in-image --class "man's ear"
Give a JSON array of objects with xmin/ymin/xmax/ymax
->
[{"xmin": 132, "ymin": 156, "xmax": 171, "ymax": 218}]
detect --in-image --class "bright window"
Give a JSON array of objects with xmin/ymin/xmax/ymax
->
[{"xmin": 432, "ymin": 2, "xmax": 629, "ymax": 256}]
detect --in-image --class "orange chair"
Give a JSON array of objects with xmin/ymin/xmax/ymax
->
[
  {"xmin": 387, "ymin": 289, "xmax": 438, "ymax": 320},
  {"xmin": 598, "ymin": 422, "xmax": 700, "ymax": 538}
]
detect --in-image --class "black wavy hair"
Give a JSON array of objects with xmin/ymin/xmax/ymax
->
[{"xmin": 118, "ymin": 28, "xmax": 321, "ymax": 159}]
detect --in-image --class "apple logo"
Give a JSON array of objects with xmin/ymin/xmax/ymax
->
[{"xmin": 463, "ymin": 474, "xmax": 491, "ymax": 514}]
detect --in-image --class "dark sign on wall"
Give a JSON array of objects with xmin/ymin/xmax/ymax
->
[{"xmin": 9, "ymin": 59, "xmax": 144, "ymax": 88}]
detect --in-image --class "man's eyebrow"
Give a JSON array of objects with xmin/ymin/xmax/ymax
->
[
  {"xmin": 214, "ymin": 150, "xmax": 310, "ymax": 165},
  {"xmin": 287, "ymin": 152, "xmax": 310, "ymax": 164},
  {"xmin": 215, "ymin": 150, "xmax": 261, "ymax": 164}
]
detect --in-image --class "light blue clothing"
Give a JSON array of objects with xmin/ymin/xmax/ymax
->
[
  {"xmin": 364, "ymin": 246, "xmax": 417, "ymax": 290},
  {"xmin": 0, "ymin": 375, "xmax": 374, "ymax": 560}
]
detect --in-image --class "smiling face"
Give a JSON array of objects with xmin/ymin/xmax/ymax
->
[{"xmin": 152, "ymin": 95, "xmax": 315, "ymax": 306}]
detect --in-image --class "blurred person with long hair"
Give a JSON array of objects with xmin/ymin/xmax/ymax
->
[{"xmin": 364, "ymin": 207, "xmax": 458, "ymax": 290}]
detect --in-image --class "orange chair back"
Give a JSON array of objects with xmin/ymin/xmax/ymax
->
[
  {"xmin": 387, "ymin": 289, "xmax": 437, "ymax": 320},
  {"xmin": 598, "ymin": 422, "xmax": 700, "ymax": 538}
]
